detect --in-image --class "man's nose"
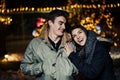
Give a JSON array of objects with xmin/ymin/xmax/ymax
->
[{"xmin": 62, "ymin": 24, "xmax": 66, "ymax": 29}]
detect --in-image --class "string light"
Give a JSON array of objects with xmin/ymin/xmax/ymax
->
[{"xmin": 0, "ymin": 0, "xmax": 119, "ymax": 46}]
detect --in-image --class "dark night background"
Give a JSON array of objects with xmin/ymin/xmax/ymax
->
[
  {"xmin": 5, "ymin": 0, "xmax": 120, "ymax": 9},
  {"xmin": 5, "ymin": 0, "xmax": 120, "ymax": 24},
  {"xmin": 4, "ymin": 0, "xmax": 120, "ymax": 36},
  {"xmin": 5, "ymin": 0, "xmax": 68, "ymax": 8},
  {"xmin": 5, "ymin": 0, "xmax": 119, "ymax": 8}
]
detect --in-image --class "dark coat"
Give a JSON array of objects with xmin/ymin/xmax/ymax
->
[{"xmin": 68, "ymin": 31, "xmax": 116, "ymax": 80}]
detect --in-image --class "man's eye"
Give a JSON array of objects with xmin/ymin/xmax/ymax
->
[
  {"xmin": 60, "ymin": 23, "xmax": 62, "ymax": 25},
  {"xmin": 59, "ymin": 21, "xmax": 64, "ymax": 25}
]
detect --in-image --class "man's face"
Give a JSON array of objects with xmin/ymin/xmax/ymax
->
[{"xmin": 49, "ymin": 16, "xmax": 66, "ymax": 37}]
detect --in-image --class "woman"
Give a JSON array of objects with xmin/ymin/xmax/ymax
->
[{"xmin": 65, "ymin": 24, "xmax": 116, "ymax": 80}]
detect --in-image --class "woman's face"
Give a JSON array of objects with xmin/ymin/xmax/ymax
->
[{"xmin": 71, "ymin": 28, "xmax": 87, "ymax": 46}]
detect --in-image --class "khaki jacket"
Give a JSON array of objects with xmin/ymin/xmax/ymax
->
[{"xmin": 20, "ymin": 37, "xmax": 78, "ymax": 80}]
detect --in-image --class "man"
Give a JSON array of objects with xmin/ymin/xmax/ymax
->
[{"xmin": 20, "ymin": 9, "xmax": 78, "ymax": 80}]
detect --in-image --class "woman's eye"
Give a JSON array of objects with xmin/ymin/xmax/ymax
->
[
  {"xmin": 72, "ymin": 35, "xmax": 75, "ymax": 38},
  {"xmin": 72, "ymin": 35, "xmax": 76, "ymax": 38},
  {"xmin": 78, "ymin": 31, "xmax": 82, "ymax": 34}
]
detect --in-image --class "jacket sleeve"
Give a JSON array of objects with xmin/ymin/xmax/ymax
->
[
  {"xmin": 68, "ymin": 43, "xmax": 109, "ymax": 79},
  {"xmin": 20, "ymin": 38, "xmax": 43, "ymax": 76}
]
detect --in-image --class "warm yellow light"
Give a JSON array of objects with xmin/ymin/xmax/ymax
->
[
  {"xmin": 93, "ymin": 4, "xmax": 97, "ymax": 8},
  {"xmin": 4, "ymin": 54, "xmax": 9, "ymax": 58},
  {"xmin": 98, "ymin": 4, "xmax": 101, "ymax": 8},
  {"xmin": 117, "ymin": 3, "xmax": 120, "ymax": 7},
  {"xmin": 25, "ymin": 7, "xmax": 28, "ymax": 11},
  {"xmin": 114, "ymin": 42, "xmax": 118, "ymax": 47},
  {"xmin": 110, "ymin": 4, "xmax": 113, "ymax": 8},
  {"xmin": 31, "ymin": 7, "xmax": 34, "ymax": 11},
  {"xmin": 108, "ymin": 25, "xmax": 112, "ymax": 29},
  {"xmin": 2, "ymin": 53, "xmax": 23, "ymax": 62},
  {"xmin": 0, "ymin": 17, "xmax": 5, "ymax": 22}
]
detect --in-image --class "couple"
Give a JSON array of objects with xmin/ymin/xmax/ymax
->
[{"xmin": 20, "ymin": 9, "xmax": 116, "ymax": 80}]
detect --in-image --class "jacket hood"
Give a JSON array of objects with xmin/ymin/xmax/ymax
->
[{"xmin": 85, "ymin": 31, "xmax": 97, "ymax": 64}]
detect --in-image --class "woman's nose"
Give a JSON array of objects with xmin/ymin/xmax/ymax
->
[{"xmin": 76, "ymin": 35, "xmax": 80, "ymax": 39}]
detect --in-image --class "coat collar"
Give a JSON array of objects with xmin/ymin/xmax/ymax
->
[{"xmin": 85, "ymin": 31, "xmax": 97, "ymax": 64}]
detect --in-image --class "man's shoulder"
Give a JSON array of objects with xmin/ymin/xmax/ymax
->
[
  {"xmin": 29, "ymin": 37, "xmax": 44, "ymax": 45},
  {"xmin": 31, "ymin": 37, "xmax": 43, "ymax": 42}
]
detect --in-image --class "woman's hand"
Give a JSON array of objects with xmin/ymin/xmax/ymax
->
[{"xmin": 64, "ymin": 43, "xmax": 73, "ymax": 56}]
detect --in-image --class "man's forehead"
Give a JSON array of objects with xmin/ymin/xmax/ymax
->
[{"xmin": 55, "ymin": 16, "xmax": 66, "ymax": 22}]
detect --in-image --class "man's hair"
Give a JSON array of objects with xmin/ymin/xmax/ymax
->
[{"xmin": 47, "ymin": 9, "xmax": 69, "ymax": 22}]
